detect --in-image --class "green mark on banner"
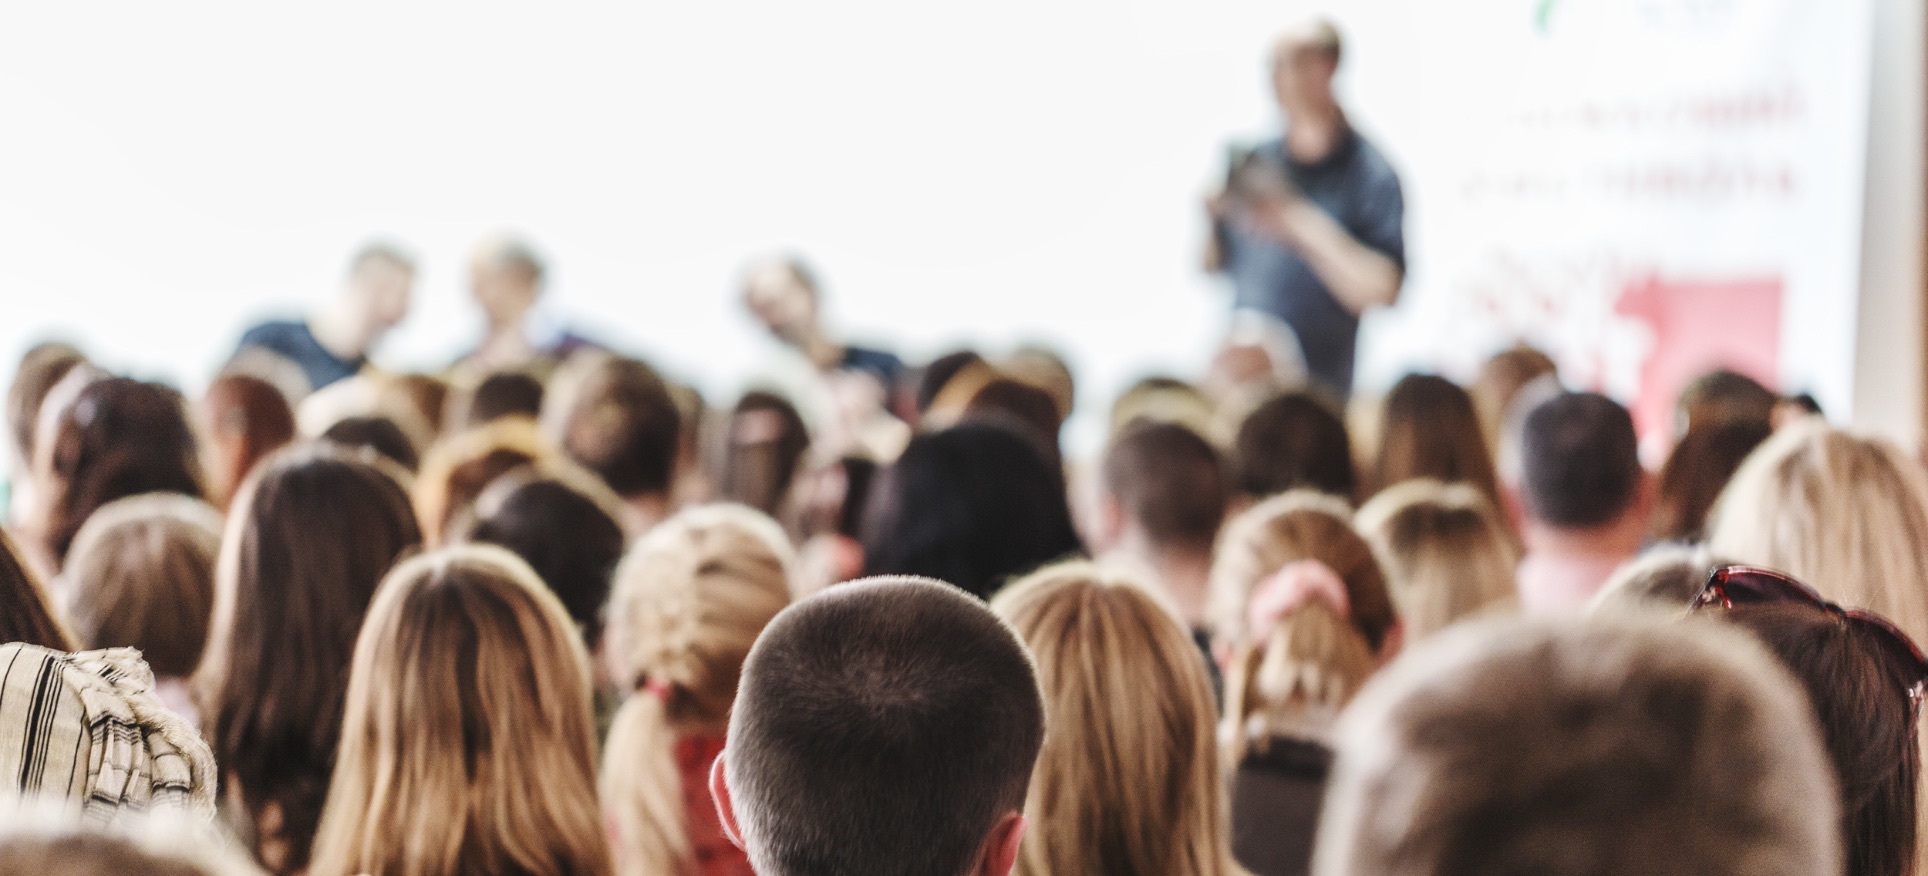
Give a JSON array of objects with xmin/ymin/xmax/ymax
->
[{"xmin": 1536, "ymin": 0, "xmax": 1560, "ymax": 33}]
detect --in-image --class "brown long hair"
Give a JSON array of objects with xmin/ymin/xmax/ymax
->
[
  {"xmin": 0, "ymin": 528, "xmax": 74, "ymax": 651},
  {"xmin": 195, "ymin": 446, "xmax": 420, "ymax": 874},
  {"xmin": 310, "ymin": 545, "xmax": 610, "ymax": 876},
  {"xmin": 992, "ymin": 562, "xmax": 1243, "ymax": 876},
  {"xmin": 1370, "ymin": 374, "xmax": 1501, "ymax": 510},
  {"xmin": 39, "ymin": 377, "xmax": 207, "ymax": 566}
]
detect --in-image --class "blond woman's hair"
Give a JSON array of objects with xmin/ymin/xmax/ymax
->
[
  {"xmin": 1207, "ymin": 490, "xmax": 1396, "ymax": 652},
  {"xmin": 991, "ymin": 562, "xmax": 1244, "ymax": 876},
  {"xmin": 1354, "ymin": 479, "xmax": 1518, "ymax": 641},
  {"xmin": 1706, "ymin": 421, "xmax": 1928, "ymax": 644},
  {"xmin": 308, "ymin": 545, "xmax": 610, "ymax": 876},
  {"xmin": 601, "ymin": 505, "xmax": 794, "ymax": 876},
  {"xmin": 1211, "ymin": 492, "xmax": 1395, "ymax": 761}
]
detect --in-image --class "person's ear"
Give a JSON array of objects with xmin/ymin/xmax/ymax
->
[
  {"xmin": 1376, "ymin": 617, "xmax": 1406, "ymax": 669},
  {"xmin": 709, "ymin": 751, "xmax": 746, "ymax": 850},
  {"xmin": 977, "ymin": 812, "xmax": 1028, "ymax": 876}
]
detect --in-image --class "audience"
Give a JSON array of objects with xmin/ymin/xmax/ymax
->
[
  {"xmin": 1355, "ymin": 478, "xmax": 1518, "ymax": 640},
  {"xmin": 196, "ymin": 446, "xmax": 421, "ymax": 873},
  {"xmin": 1707, "ymin": 421, "xmax": 1928, "ymax": 645},
  {"xmin": 990, "ymin": 562, "xmax": 1242, "ymax": 876},
  {"xmin": 1207, "ymin": 490, "xmax": 1397, "ymax": 657},
  {"xmin": 1650, "ymin": 417, "xmax": 1772, "ymax": 543},
  {"xmin": 231, "ymin": 242, "xmax": 415, "ymax": 397},
  {"xmin": 1232, "ymin": 392, "xmax": 1356, "ymax": 503},
  {"xmin": 195, "ymin": 375, "xmax": 297, "ymax": 511},
  {"xmin": 445, "ymin": 368, "xmax": 546, "ymax": 433},
  {"xmin": 601, "ymin": 504, "xmax": 793, "ymax": 876},
  {"xmin": 0, "ymin": 800, "xmax": 260, "ymax": 876},
  {"xmin": 542, "ymin": 352, "xmax": 684, "ymax": 534},
  {"xmin": 1676, "ymin": 367, "xmax": 1778, "ymax": 433},
  {"xmin": 6, "ymin": 343, "xmax": 87, "ymax": 523},
  {"xmin": 714, "ymin": 577, "xmax": 1044, "ymax": 876},
  {"xmin": 459, "ymin": 463, "xmax": 628, "ymax": 650},
  {"xmin": 412, "ymin": 416, "xmax": 558, "ymax": 547},
  {"xmin": 1691, "ymin": 565, "xmax": 1923, "ymax": 876},
  {"xmin": 1368, "ymin": 373, "xmax": 1502, "ymax": 511},
  {"xmin": 1092, "ymin": 420, "xmax": 1227, "ymax": 636},
  {"xmin": 58, "ymin": 493, "xmax": 223, "ymax": 725},
  {"xmin": 1513, "ymin": 392, "xmax": 1649, "ymax": 616},
  {"xmin": 1469, "ymin": 343, "xmax": 1557, "ymax": 452},
  {"xmin": 318, "ymin": 414, "xmax": 421, "ymax": 472},
  {"xmin": 718, "ymin": 390, "xmax": 811, "ymax": 518},
  {"xmin": 0, "ymin": 528, "xmax": 75, "ymax": 650},
  {"xmin": 860, "ymin": 420, "xmax": 1083, "ymax": 600},
  {"xmin": 308, "ymin": 545, "xmax": 611, "ymax": 876},
  {"xmin": 28, "ymin": 377, "xmax": 207, "ymax": 571},
  {"xmin": 1313, "ymin": 613, "xmax": 1842, "ymax": 876},
  {"xmin": 1586, "ymin": 543, "xmax": 1724, "ymax": 616}
]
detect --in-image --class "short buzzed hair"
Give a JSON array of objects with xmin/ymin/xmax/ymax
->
[
  {"xmin": 1519, "ymin": 392, "xmax": 1640, "ymax": 528},
  {"xmin": 727, "ymin": 577, "xmax": 1046, "ymax": 876},
  {"xmin": 1314, "ymin": 614, "xmax": 1841, "ymax": 876},
  {"xmin": 1103, "ymin": 421, "xmax": 1227, "ymax": 550}
]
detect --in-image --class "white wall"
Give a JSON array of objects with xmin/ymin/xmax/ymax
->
[{"xmin": 1852, "ymin": 0, "xmax": 1926, "ymax": 448}]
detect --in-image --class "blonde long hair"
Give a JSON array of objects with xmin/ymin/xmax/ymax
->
[
  {"xmin": 991, "ymin": 561, "xmax": 1245, "ymax": 876},
  {"xmin": 1211, "ymin": 493, "xmax": 1394, "ymax": 759},
  {"xmin": 600, "ymin": 505, "xmax": 794, "ymax": 876},
  {"xmin": 1355, "ymin": 479, "xmax": 1518, "ymax": 641},
  {"xmin": 308, "ymin": 545, "xmax": 610, "ymax": 876},
  {"xmin": 1706, "ymin": 422, "xmax": 1928, "ymax": 644}
]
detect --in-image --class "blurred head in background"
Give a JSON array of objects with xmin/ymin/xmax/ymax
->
[
  {"xmin": 543, "ymin": 353, "xmax": 683, "ymax": 532},
  {"xmin": 1271, "ymin": 18, "xmax": 1342, "ymax": 115},
  {"xmin": 460, "ymin": 463, "xmax": 628, "ymax": 651},
  {"xmin": 1095, "ymin": 420, "xmax": 1228, "ymax": 630},
  {"xmin": 1355, "ymin": 479, "xmax": 1518, "ymax": 641},
  {"xmin": 742, "ymin": 257, "xmax": 821, "ymax": 351},
  {"xmin": 1370, "ymin": 373, "xmax": 1501, "ymax": 513},
  {"xmin": 325, "ymin": 242, "xmax": 415, "ymax": 360},
  {"xmin": 32, "ymin": 377, "xmax": 206, "ymax": 571},
  {"xmin": 1233, "ymin": 392, "xmax": 1356, "ymax": 504},
  {"xmin": 719, "ymin": 391, "xmax": 811, "ymax": 519},
  {"xmin": 196, "ymin": 375, "xmax": 297, "ymax": 512},
  {"xmin": 1650, "ymin": 417, "xmax": 1772, "ymax": 544},
  {"xmin": 1513, "ymin": 392, "xmax": 1649, "ymax": 616},
  {"xmin": 469, "ymin": 235, "xmax": 546, "ymax": 334}
]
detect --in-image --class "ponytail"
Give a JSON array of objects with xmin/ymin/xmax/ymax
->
[
  {"xmin": 1224, "ymin": 599, "xmax": 1375, "ymax": 761},
  {"xmin": 601, "ymin": 687, "xmax": 691, "ymax": 876}
]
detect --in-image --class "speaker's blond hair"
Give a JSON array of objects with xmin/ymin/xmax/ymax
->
[
  {"xmin": 309, "ymin": 545, "xmax": 610, "ymax": 876},
  {"xmin": 600, "ymin": 504, "xmax": 793, "ymax": 876},
  {"xmin": 992, "ymin": 562, "xmax": 1245, "ymax": 876},
  {"xmin": 1355, "ymin": 479, "xmax": 1518, "ymax": 641}
]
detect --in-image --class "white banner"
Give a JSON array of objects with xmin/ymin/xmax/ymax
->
[{"xmin": 1346, "ymin": 0, "xmax": 1876, "ymax": 438}]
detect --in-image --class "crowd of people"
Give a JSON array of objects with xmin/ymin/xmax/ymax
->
[
  {"xmin": 0, "ymin": 20, "xmax": 1919, "ymax": 876},
  {"xmin": 0, "ymin": 228, "xmax": 1920, "ymax": 876}
]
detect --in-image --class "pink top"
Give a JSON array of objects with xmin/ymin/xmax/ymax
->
[{"xmin": 677, "ymin": 733, "xmax": 755, "ymax": 876}]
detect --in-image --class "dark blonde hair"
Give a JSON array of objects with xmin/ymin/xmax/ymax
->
[
  {"xmin": 60, "ymin": 494, "xmax": 223, "ymax": 677},
  {"xmin": 310, "ymin": 545, "xmax": 610, "ymax": 876},
  {"xmin": 992, "ymin": 563, "xmax": 1241, "ymax": 876},
  {"xmin": 1370, "ymin": 374, "xmax": 1501, "ymax": 510}
]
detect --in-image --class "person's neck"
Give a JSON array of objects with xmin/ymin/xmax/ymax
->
[
  {"xmin": 1284, "ymin": 101, "xmax": 1345, "ymax": 163},
  {"xmin": 1523, "ymin": 516, "xmax": 1643, "ymax": 563},
  {"xmin": 1113, "ymin": 530, "xmax": 1214, "ymax": 630},
  {"xmin": 620, "ymin": 491, "xmax": 672, "ymax": 537},
  {"xmin": 794, "ymin": 325, "xmax": 845, "ymax": 372},
  {"xmin": 308, "ymin": 304, "xmax": 367, "ymax": 363}
]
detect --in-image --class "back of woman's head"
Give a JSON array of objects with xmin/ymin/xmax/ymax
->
[
  {"xmin": 1355, "ymin": 480, "xmax": 1518, "ymax": 641},
  {"xmin": 8, "ymin": 342, "xmax": 86, "ymax": 466},
  {"xmin": 197, "ymin": 375, "xmax": 297, "ymax": 511},
  {"xmin": 320, "ymin": 416, "xmax": 421, "ymax": 472},
  {"xmin": 413, "ymin": 417, "xmax": 556, "ymax": 546},
  {"xmin": 1372, "ymin": 375, "xmax": 1500, "ymax": 505},
  {"xmin": 1471, "ymin": 344, "xmax": 1558, "ymax": 449},
  {"xmin": 1209, "ymin": 490, "xmax": 1394, "ymax": 653},
  {"xmin": 1707, "ymin": 422, "xmax": 1928, "ymax": 644},
  {"xmin": 601, "ymin": 504, "xmax": 793, "ymax": 876},
  {"xmin": 1651, "ymin": 418, "xmax": 1773, "ymax": 543},
  {"xmin": 461, "ymin": 465, "xmax": 626, "ymax": 648},
  {"xmin": 39, "ymin": 378, "xmax": 206, "ymax": 565},
  {"xmin": 719, "ymin": 391, "xmax": 811, "ymax": 517},
  {"xmin": 990, "ymin": 562, "xmax": 1238, "ymax": 876},
  {"xmin": 60, "ymin": 494, "xmax": 223, "ymax": 677},
  {"xmin": 1720, "ymin": 603, "xmax": 1919, "ymax": 876},
  {"xmin": 860, "ymin": 421, "xmax": 1083, "ymax": 600},
  {"xmin": 1233, "ymin": 392, "xmax": 1355, "ymax": 501},
  {"xmin": 199, "ymin": 445, "xmax": 420, "ymax": 873},
  {"xmin": 311, "ymin": 545, "xmax": 608, "ymax": 876},
  {"xmin": 0, "ymin": 528, "xmax": 74, "ymax": 651}
]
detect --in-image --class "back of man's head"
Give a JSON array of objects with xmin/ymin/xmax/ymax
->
[
  {"xmin": 545, "ymin": 355, "xmax": 681, "ymax": 499},
  {"xmin": 1519, "ymin": 392, "xmax": 1640, "ymax": 528},
  {"xmin": 726, "ymin": 576, "xmax": 1046, "ymax": 876},
  {"xmin": 1313, "ymin": 613, "xmax": 1842, "ymax": 876},
  {"xmin": 1103, "ymin": 421, "xmax": 1227, "ymax": 552}
]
